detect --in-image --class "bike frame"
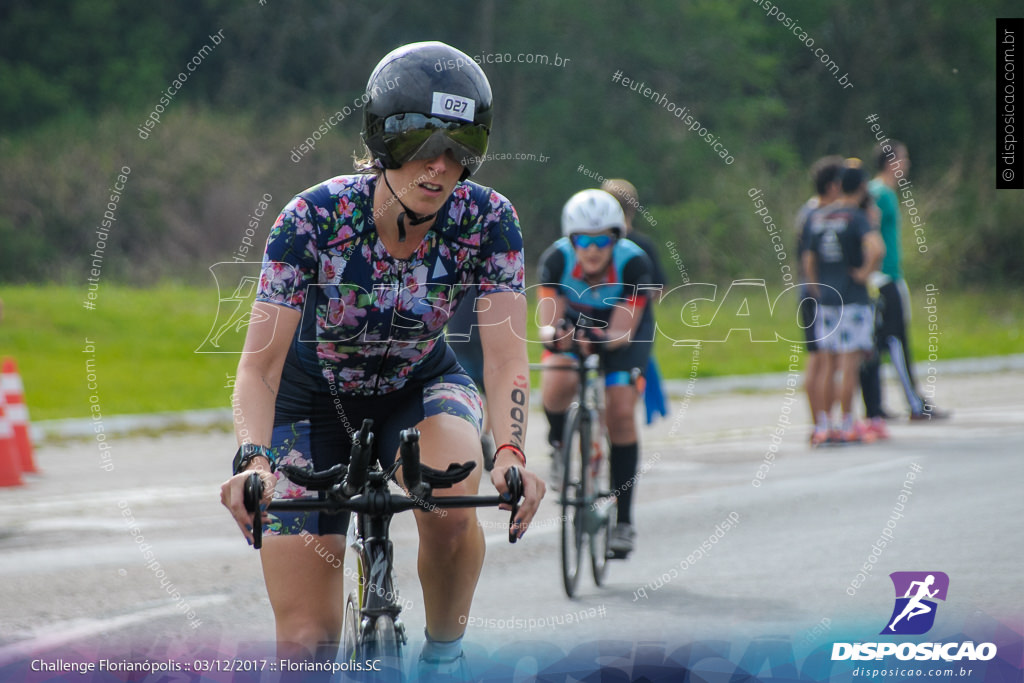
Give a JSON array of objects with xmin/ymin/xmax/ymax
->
[
  {"xmin": 243, "ymin": 421, "xmax": 522, "ymax": 667},
  {"xmin": 534, "ymin": 351, "xmax": 615, "ymax": 597},
  {"xmin": 533, "ymin": 351, "xmax": 608, "ymax": 494}
]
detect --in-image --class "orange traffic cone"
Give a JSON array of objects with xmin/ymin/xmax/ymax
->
[
  {"xmin": 0, "ymin": 399, "xmax": 24, "ymax": 487},
  {"xmin": 1, "ymin": 358, "xmax": 37, "ymax": 473}
]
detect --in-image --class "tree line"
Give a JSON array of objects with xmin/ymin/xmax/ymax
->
[{"xmin": 1, "ymin": 0, "xmax": 1018, "ymax": 287}]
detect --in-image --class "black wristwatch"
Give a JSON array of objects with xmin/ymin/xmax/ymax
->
[{"xmin": 232, "ymin": 443, "xmax": 275, "ymax": 475}]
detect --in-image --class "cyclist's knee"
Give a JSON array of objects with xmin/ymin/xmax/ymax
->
[
  {"xmin": 606, "ymin": 390, "xmax": 638, "ymax": 430},
  {"xmin": 541, "ymin": 375, "xmax": 576, "ymax": 408},
  {"xmin": 416, "ymin": 506, "xmax": 478, "ymax": 549},
  {"xmin": 608, "ymin": 423, "xmax": 637, "ymax": 444}
]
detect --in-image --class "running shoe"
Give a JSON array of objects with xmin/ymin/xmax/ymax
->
[
  {"xmin": 854, "ymin": 421, "xmax": 878, "ymax": 444},
  {"xmin": 548, "ymin": 445, "xmax": 563, "ymax": 492},
  {"xmin": 866, "ymin": 417, "xmax": 890, "ymax": 440},
  {"xmin": 609, "ymin": 522, "xmax": 636, "ymax": 555},
  {"xmin": 810, "ymin": 429, "xmax": 832, "ymax": 447},
  {"xmin": 835, "ymin": 430, "xmax": 860, "ymax": 446}
]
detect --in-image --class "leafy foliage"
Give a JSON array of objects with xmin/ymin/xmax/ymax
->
[{"xmin": 0, "ymin": 0, "xmax": 1018, "ymax": 286}]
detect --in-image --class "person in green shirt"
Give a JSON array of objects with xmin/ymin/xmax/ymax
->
[{"xmin": 860, "ymin": 142, "xmax": 949, "ymax": 423}]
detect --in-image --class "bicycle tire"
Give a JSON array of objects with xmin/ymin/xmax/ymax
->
[
  {"xmin": 584, "ymin": 406, "xmax": 609, "ymax": 584},
  {"xmin": 341, "ymin": 591, "xmax": 361, "ymax": 662},
  {"xmin": 560, "ymin": 404, "xmax": 587, "ymax": 598},
  {"xmin": 367, "ymin": 615, "xmax": 402, "ymax": 680},
  {"xmin": 591, "ymin": 491, "xmax": 616, "ymax": 586}
]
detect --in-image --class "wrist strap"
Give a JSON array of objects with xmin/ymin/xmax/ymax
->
[
  {"xmin": 233, "ymin": 444, "xmax": 276, "ymax": 475},
  {"xmin": 494, "ymin": 443, "xmax": 526, "ymax": 466}
]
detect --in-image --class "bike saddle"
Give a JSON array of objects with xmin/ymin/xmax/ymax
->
[
  {"xmin": 420, "ymin": 461, "xmax": 477, "ymax": 489},
  {"xmin": 276, "ymin": 463, "xmax": 347, "ymax": 490}
]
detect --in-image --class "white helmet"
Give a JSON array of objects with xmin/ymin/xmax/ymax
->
[{"xmin": 561, "ymin": 189, "xmax": 626, "ymax": 237}]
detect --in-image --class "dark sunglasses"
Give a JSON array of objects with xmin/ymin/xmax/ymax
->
[
  {"xmin": 572, "ymin": 234, "xmax": 614, "ymax": 249},
  {"xmin": 382, "ymin": 113, "xmax": 489, "ymax": 166}
]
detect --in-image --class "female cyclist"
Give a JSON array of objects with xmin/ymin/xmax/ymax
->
[
  {"xmin": 219, "ymin": 41, "xmax": 545, "ymax": 674},
  {"xmin": 537, "ymin": 189, "xmax": 655, "ymax": 557}
]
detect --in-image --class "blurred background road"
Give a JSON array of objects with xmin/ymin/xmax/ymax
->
[{"xmin": 1, "ymin": 368, "xmax": 1020, "ymax": 669}]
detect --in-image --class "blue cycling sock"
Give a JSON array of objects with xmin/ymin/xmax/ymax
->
[{"xmin": 421, "ymin": 629, "xmax": 463, "ymax": 662}]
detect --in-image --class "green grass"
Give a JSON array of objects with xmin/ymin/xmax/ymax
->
[
  {"xmin": 1, "ymin": 284, "xmax": 237, "ymax": 420},
  {"xmin": 646, "ymin": 285, "xmax": 1024, "ymax": 379},
  {"xmin": 2, "ymin": 284, "xmax": 1020, "ymax": 420}
]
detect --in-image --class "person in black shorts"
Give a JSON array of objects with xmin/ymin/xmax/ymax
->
[
  {"xmin": 537, "ymin": 189, "xmax": 655, "ymax": 556},
  {"xmin": 796, "ymin": 156, "xmax": 844, "ymax": 441},
  {"xmin": 802, "ymin": 165, "xmax": 885, "ymax": 445},
  {"xmin": 218, "ymin": 42, "xmax": 545, "ymax": 677}
]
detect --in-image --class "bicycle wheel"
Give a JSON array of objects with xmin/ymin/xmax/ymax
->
[
  {"xmin": 590, "ymin": 417, "xmax": 614, "ymax": 585},
  {"xmin": 560, "ymin": 404, "xmax": 587, "ymax": 598},
  {"xmin": 341, "ymin": 591, "xmax": 361, "ymax": 662},
  {"xmin": 366, "ymin": 615, "xmax": 402, "ymax": 680},
  {"xmin": 591, "ymin": 494, "xmax": 616, "ymax": 586}
]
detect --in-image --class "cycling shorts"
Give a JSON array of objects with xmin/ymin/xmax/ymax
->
[{"xmin": 262, "ymin": 350, "xmax": 483, "ymax": 537}]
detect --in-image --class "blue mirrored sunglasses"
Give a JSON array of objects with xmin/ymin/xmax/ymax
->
[{"xmin": 572, "ymin": 234, "xmax": 614, "ymax": 249}]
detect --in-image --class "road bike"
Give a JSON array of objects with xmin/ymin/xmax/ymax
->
[
  {"xmin": 242, "ymin": 418, "xmax": 523, "ymax": 677},
  {"xmin": 535, "ymin": 351, "xmax": 620, "ymax": 598}
]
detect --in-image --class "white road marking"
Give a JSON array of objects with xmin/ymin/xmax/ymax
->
[
  {"xmin": 0, "ymin": 594, "xmax": 230, "ymax": 665},
  {"xmin": 0, "ymin": 536, "xmax": 249, "ymax": 574},
  {"xmin": 0, "ymin": 485, "xmax": 218, "ymax": 517}
]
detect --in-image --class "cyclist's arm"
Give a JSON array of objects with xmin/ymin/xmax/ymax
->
[
  {"xmin": 602, "ymin": 292, "xmax": 647, "ymax": 350},
  {"xmin": 477, "ymin": 291, "xmax": 545, "ymax": 530},
  {"xmin": 600, "ymin": 251, "xmax": 652, "ymax": 350},
  {"xmin": 535, "ymin": 285, "xmax": 573, "ymax": 350},
  {"xmin": 536, "ymin": 243, "xmax": 574, "ymax": 351},
  {"xmin": 234, "ymin": 301, "xmax": 300, "ymax": 451},
  {"xmin": 235, "ymin": 196, "xmax": 316, "ymax": 456},
  {"xmin": 478, "ymin": 291, "xmax": 529, "ymax": 455},
  {"xmin": 221, "ymin": 301, "xmax": 299, "ymax": 542}
]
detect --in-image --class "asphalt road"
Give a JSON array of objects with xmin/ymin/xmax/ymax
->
[{"xmin": 1, "ymin": 368, "xmax": 1021, "ymax": 679}]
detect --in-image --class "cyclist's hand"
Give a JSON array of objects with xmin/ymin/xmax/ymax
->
[
  {"xmin": 540, "ymin": 320, "xmax": 575, "ymax": 353},
  {"xmin": 220, "ymin": 464, "xmax": 275, "ymax": 545},
  {"xmin": 490, "ymin": 453, "xmax": 546, "ymax": 539},
  {"xmin": 576, "ymin": 324, "xmax": 610, "ymax": 355}
]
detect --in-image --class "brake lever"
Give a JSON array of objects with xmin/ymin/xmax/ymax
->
[
  {"xmin": 243, "ymin": 472, "xmax": 264, "ymax": 550},
  {"xmin": 504, "ymin": 466, "xmax": 524, "ymax": 544}
]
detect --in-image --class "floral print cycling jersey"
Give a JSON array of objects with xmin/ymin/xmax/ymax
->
[{"xmin": 257, "ymin": 174, "xmax": 524, "ymax": 395}]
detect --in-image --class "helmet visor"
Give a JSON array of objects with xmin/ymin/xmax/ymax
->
[{"xmin": 382, "ymin": 113, "xmax": 489, "ymax": 169}]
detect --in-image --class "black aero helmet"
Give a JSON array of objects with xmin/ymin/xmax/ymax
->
[{"xmin": 362, "ymin": 41, "xmax": 493, "ymax": 180}]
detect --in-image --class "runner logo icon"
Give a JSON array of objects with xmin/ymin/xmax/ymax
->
[{"xmin": 881, "ymin": 571, "xmax": 949, "ymax": 635}]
